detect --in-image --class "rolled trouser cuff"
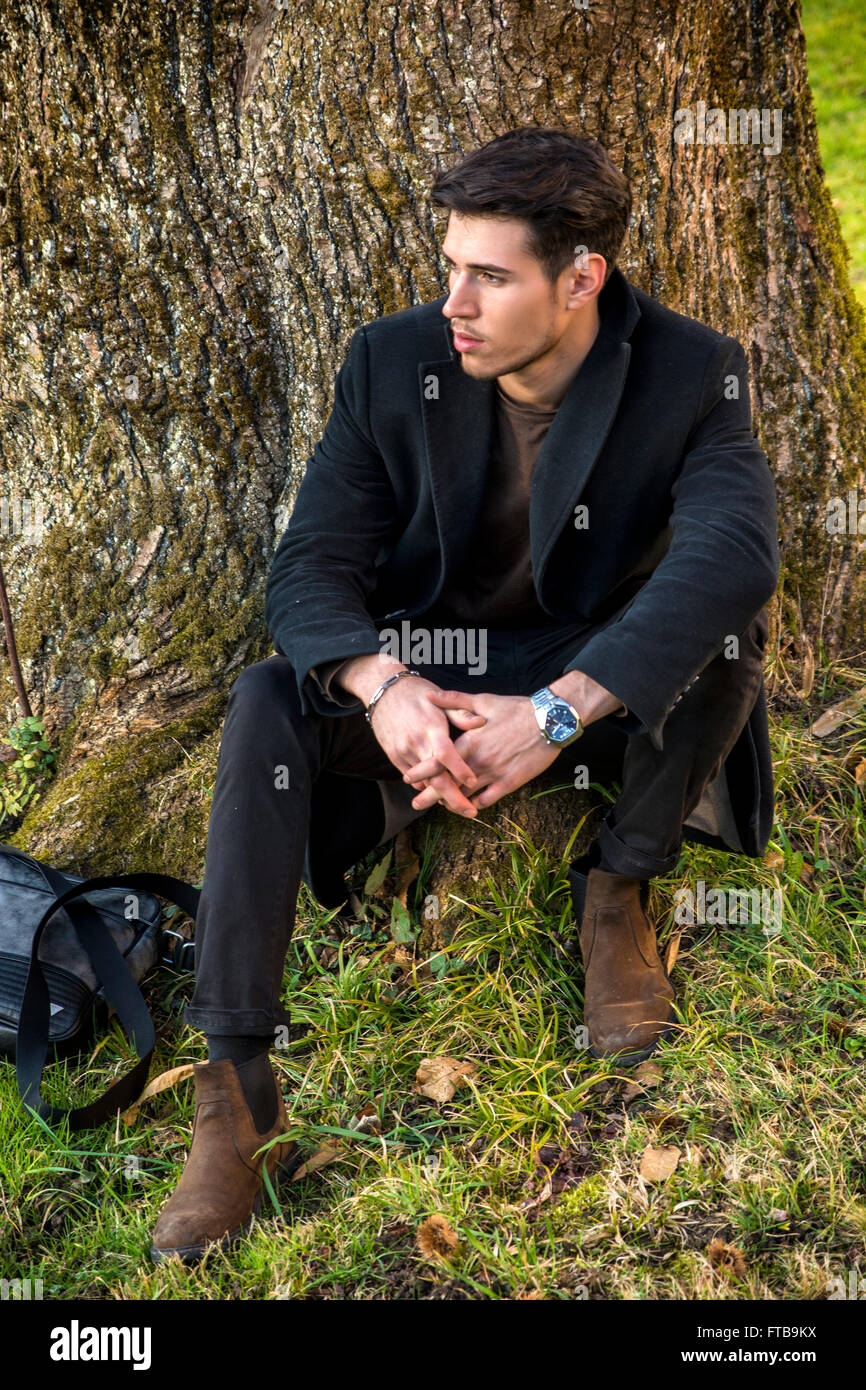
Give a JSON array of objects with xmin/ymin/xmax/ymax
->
[
  {"xmin": 597, "ymin": 815, "xmax": 681, "ymax": 880},
  {"xmin": 183, "ymin": 1004, "xmax": 293, "ymax": 1036}
]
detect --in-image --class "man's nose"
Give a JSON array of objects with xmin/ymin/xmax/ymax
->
[{"xmin": 443, "ymin": 273, "xmax": 478, "ymax": 318}]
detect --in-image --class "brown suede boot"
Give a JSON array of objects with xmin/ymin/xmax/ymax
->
[
  {"xmin": 150, "ymin": 1058, "xmax": 302, "ymax": 1263},
  {"xmin": 578, "ymin": 867, "xmax": 676, "ymax": 1066}
]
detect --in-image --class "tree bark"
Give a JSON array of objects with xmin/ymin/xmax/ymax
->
[{"xmin": 0, "ymin": 0, "xmax": 862, "ymax": 897}]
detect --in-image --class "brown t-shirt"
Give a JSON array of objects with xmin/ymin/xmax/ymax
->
[{"xmin": 434, "ymin": 380, "xmax": 557, "ymax": 627}]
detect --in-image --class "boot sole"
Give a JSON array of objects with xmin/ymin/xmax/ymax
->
[
  {"xmin": 149, "ymin": 1144, "xmax": 306, "ymax": 1265},
  {"xmin": 588, "ymin": 1017, "xmax": 676, "ymax": 1068}
]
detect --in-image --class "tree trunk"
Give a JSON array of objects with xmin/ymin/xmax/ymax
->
[{"xmin": 0, "ymin": 1, "xmax": 862, "ymax": 903}]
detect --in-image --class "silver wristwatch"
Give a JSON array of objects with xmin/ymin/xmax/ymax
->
[{"xmin": 530, "ymin": 686, "xmax": 584, "ymax": 747}]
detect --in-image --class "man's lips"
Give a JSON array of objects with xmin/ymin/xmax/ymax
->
[{"xmin": 453, "ymin": 329, "xmax": 484, "ymax": 348}]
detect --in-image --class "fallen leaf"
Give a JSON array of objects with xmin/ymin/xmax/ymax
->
[
  {"xmin": 348, "ymin": 1102, "xmax": 381, "ymax": 1135},
  {"xmin": 706, "ymin": 1237, "xmax": 747, "ymax": 1279},
  {"xmin": 394, "ymin": 827, "xmax": 420, "ymax": 907},
  {"xmin": 763, "ymin": 849, "xmax": 785, "ymax": 871},
  {"xmin": 416, "ymin": 1213, "xmax": 460, "ymax": 1261},
  {"xmin": 364, "ymin": 849, "xmax": 392, "ymax": 897},
  {"xmin": 799, "ymin": 644, "xmax": 815, "ymax": 700},
  {"xmin": 520, "ymin": 1176, "xmax": 554, "ymax": 1213},
  {"xmin": 664, "ymin": 930, "xmax": 682, "ymax": 974},
  {"xmin": 389, "ymin": 944, "xmax": 414, "ymax": 969},
  {"xmin": 290, "ymin": 1142, "xmax": 342, "ymax": 1181},
  {"xmin": 855, "ymin": 759, "xmax": 866, "ymax": 791},
  {"xmin": 634, "ymin": 1060, "xmax": 663, "ymax": 1087},
  {"xmin": 122, "ymin": 1064, "xmax": 195, "ymax": 1125},
  {"xmin": 623, "ymin": 1059, "xmax": 663, "ymax": 1104},
  {"xmin": 415, "ymin": 1056, "xmax": 477, "ymax": 1103},
  {"xmin": 799, "ymin": 861, "xmax": 814, "ymax": 884},
  {"xmin": 811, "ymin": 692, "xmax": 866, "ymax": 738},
  {"xmin": 639, "ymin": 1144, "xmax": 681, "ymax": 1182}
]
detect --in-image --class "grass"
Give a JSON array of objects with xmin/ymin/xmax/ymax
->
[
  {"xmin": 1, "ymin": 0, "xmax": 863, "ymax": 1306},
  {"xmin": 1, "ymin": 655, "xmax": 864, "ymax": 1300},
  {"xmin": 801, "ymin": 0, "xmax": 866, "ymax": 304}
]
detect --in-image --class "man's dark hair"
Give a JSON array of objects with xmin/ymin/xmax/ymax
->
[{"xmin": 430, "ymin": 127, "xmax": 631, "ymax": 286}]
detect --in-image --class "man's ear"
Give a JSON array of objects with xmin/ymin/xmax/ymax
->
[{"xmin": 563, "ymin": 250, "xmax": 606, "ymax": 309}]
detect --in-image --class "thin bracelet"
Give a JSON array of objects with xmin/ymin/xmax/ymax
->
[{"xmin": 365, "ymin": 668, "xmax": 422, "ymax": 724}]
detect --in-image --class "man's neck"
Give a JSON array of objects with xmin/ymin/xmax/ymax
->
[{"xmin": 496, "ymin": 300, "xmax": 601, "ymax": 411}]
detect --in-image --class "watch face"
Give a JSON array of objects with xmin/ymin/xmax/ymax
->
[{"xmin": 545, "ymin": 704, "xmax": 579, "ymax": 742}]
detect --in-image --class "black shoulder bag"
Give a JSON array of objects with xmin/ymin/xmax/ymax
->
[{"xmin": 0, "ymin": 844, "xmax": 200, "ymax": 1130}]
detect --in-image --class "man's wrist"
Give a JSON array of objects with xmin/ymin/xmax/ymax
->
[
  {"xmin": 546, "ymin": 670, "xmax": 625, "ymax": 727},
  {"xmin": 338, "ymin": 652, "xmax": 409, "ymax": 706}
]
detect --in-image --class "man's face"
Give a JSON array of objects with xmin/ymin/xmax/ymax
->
[{"xmin": 439, "ymin": 212, "xmax": 595, "ymax": 380}]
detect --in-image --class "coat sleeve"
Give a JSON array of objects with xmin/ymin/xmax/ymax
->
[
  {"xmin": 264, "ymin": 324, "xmax": 399, "ymax": 717},
  {"xmin": 566, "ymin": 335, "xmax": 779, "ymax": 751}
]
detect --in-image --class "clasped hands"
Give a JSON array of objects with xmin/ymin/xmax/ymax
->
[
  {"xmin": 357, "ymin": 661, "xmax": 621, "ymax": 817},
  {"xmin": 401, "ymin": 686, "xmax": 564, "ymax": 816}
]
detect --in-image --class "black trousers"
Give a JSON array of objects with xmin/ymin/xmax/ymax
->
[{"xmin": 184, "ymin": 612, "xmax": 764, "ymax": 1037}]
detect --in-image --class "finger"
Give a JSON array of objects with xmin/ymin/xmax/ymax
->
[
  {"xmin": 469, "ymin": 777, "xmax": 513, "ymax": 810},
  {"xmin": 410, "ymin": 783, "xmax": 441, "ymax": 810},
  {"xmin": 433, "ymin": 737, "xmax": 484, "ymax": 791},
  {"xmin": 413, "ymin": 770, "xmax": 478, "ymax": 817},
  {"xmin": 403, "ymin": 756, "xmax": 451, "ymax": 784},
  {"xmin": 427, "ymin": 688, "xmax": 483, "ymax": 711},
  {"xmin": 403, "ymin": 746, "xmax": 486, "ymax": 785},
  {"xmin": 445, "ymin": 709, "xmax": 487, "ymax": 730}
]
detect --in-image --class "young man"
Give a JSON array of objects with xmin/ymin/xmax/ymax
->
[{"xmin": 151, "ymin": 127, "xmax": 779, "ymax": 1263}]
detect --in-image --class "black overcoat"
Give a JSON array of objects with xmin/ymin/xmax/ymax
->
[{"xmin": 265, "ymin": 268, "xmax": 780, "ymax": 888}]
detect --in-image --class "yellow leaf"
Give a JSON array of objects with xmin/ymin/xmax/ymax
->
[
  {"xmin": 634, "ymin": 1060, "xmax": 663, "ymax": 1086},
  {"xmin": 290, "ymin": 1142, "xmax": 342, "ymax": 1181},
  {"xmin": 664, "ymin": 931, "xmax": 682, "ymax": 974},
  {"xmin": 415, "ymin": 1056, "xmax": 477, "ymax": 1103},
  {"xmin": 811, "ymin": 691, "xmax": 866, "ymax": 737},
  {"xmin": 799, "ymin": 644, "xmax": 815, "ymax": 700},
  {"xmin": 639, "ymin": 1144, "xmax": 681, "ymax": 1182},
  {"xmin": 122, "ymin": 1063, "xmax": 195, "ymax": 1125}
]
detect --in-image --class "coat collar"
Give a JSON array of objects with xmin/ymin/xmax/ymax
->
[{"xmin": 418, "ymin": 268, "xmax": 642, "ymax": 610}]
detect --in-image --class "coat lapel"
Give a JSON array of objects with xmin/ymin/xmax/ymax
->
[
  {"xmin": 418, "ymin": 330, "xmax": 495, "ymax": 600},
  {"xmin": 417, "ymin": 269, "xmax": 642, "ymax": 608},
  {"xmin": 529, "ymin": 325, "xmax": 633, "ymax": 597}
]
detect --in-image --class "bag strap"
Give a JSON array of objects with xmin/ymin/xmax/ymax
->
[{"xmin": 2, "ymin": 845, "xmax": 200, "ymax": 1131}]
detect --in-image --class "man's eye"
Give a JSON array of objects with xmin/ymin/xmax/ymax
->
[{"xmin": 443, "ymin": 264, "xmax": 500, "ymax": 285}]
